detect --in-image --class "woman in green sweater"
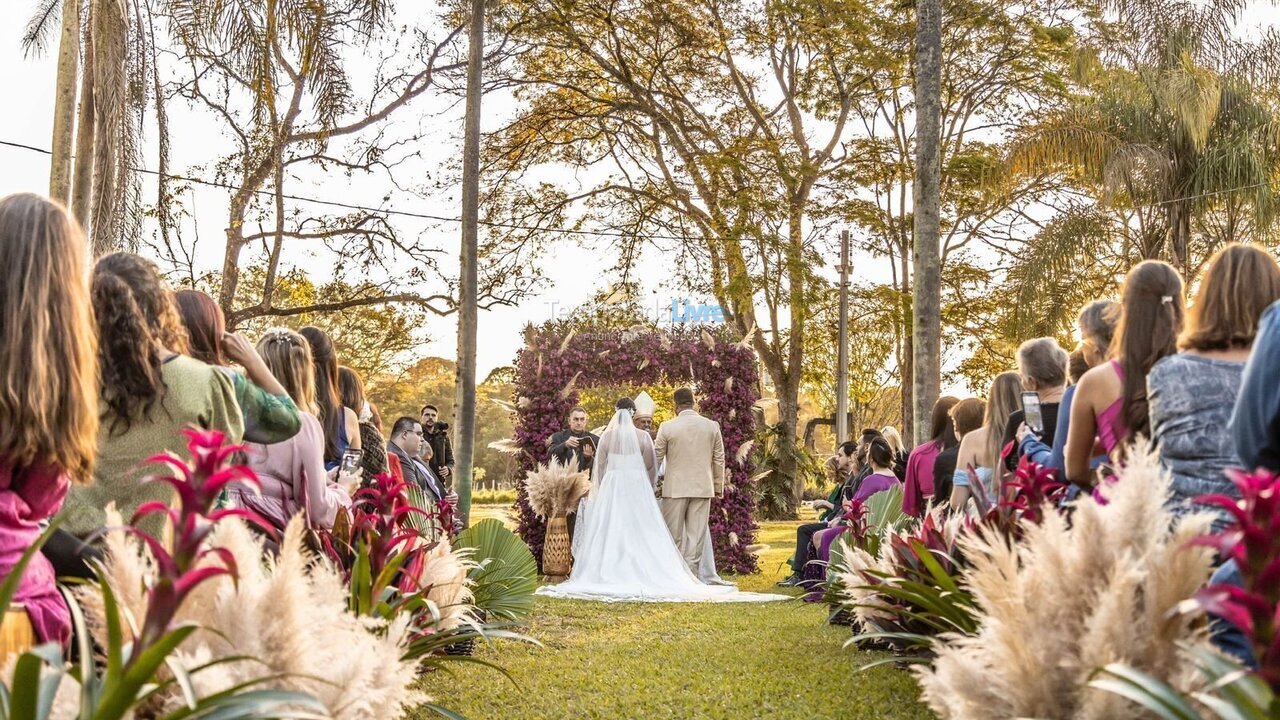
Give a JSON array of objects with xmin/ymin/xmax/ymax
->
[{"xmin": 61, "ymin": 254, "xmax": 244, "ymax": 538}]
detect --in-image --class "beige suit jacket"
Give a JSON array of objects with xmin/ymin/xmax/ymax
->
[{"xmin": 654, "ymin": 409, "xmax": 726, "ymax": 498}]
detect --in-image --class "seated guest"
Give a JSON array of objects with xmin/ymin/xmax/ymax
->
[
  {"xmin": 880, "ymin": 427, "xmax": 909, "ymax": 481},
  {"xmin": 298, "ymin": 327, "xmax": 361, "ymax": 470},
  {"xmin": 1150, "ymin": 244, "xmax": 1280, "ymax": 530},
  {"xmin": 338, "ymin": 366, "xmax": 387, "ymax": 484},
  {"xmin": 813, "ymin": 441, "xmax": 859, "ymax": 521},
  {"xmin": 849, "ymin": 437, "xmax": 901, "ymax": 503},
  {"xmin": 934, "ymin": 398, "xmax": 987, "ymax": 505},
  {"xmin": 0, "ymin": 194, "xmax": 98, "ymax": 651},
  {"xmin": 803, "ymin": 438, "xmax": 904, "ymax": 588},
  {"xmin": 950, "ymin": 372, "xmax": 1021, "ymax": 513},
  {"xmin": 233, "ymin": 329, "xmax": 355, "ymax": 532},
  {"xmin": 173, "ymin": 290, "xmax": 301, "ymax": 445},
  {"xmin": 903, "ymin": 396, "xmax": 960, "ymax": 516},
  {"xmin": 1067, "ymin": 261, "xmax": 1184, "ymax": 489},
  {"xmin": 779, "ymin": 429, "xmax": 879, "ymax": 587},
  {"xmin": 62, "ymin": 253, "xmax": 244, "ymax": 539},
  {"xmin": 387, "ymin": 417, "xmax": 447, "ymax": 503},
  {"xmin": 1232, "ymin": 297, "xmax": 1280, "ymax": 473},
  {"xmin": 1005, "ymin": 337, "xmax": 1069, "ymax": 470}
]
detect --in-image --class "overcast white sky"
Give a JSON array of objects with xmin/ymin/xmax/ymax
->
[{"xmin": 2, "ymin": 3, "xmax": 1276, "ymax": 387}]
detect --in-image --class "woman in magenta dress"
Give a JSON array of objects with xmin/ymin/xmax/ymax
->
[
  {"xmin": 902, "ymin": 396, "xmax": 959, "ymax": 516},
  {"xmin": 0, "ymin": 194, "xmax": 99, "ymax": 648}
]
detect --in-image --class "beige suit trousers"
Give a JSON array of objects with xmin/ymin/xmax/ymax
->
[{"xmin": 660, "ymin": 497, "xmax": 711, "ymax": 573}]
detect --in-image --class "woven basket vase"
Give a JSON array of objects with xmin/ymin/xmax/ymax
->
[{"xmin": 542, "ymin": 514, "xmax": 572, "ymax": 580}]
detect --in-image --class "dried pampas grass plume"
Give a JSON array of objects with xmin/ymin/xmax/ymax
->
[
  {"xmin": 559, "ymin": 371, "xmax": 583, "ymax": 400},
  {"xmin": 557, "ymin": 330, "xmax": 576, "ymax": 355},
  {"xmin": 660, "ymin": 334, "xmax": 673, "ymax": 352},
  {"xmin": 417, "ymin": 539, "xmax": 476, "ymax": 633},
  {"xmin": 738, "ymin": 322, "xmax": 758, "ymax": 349},
  {"xmin": 488, "ymin": 438, "xmax": 523, "ymax": 455},
  {"xmin": 536, "ymin": 354, "xmax": 544, "ymax": 379},
  {"xmin": 80, "ymin": 515, "xmax": 425, "ymax": 720},
  {"xmin": 524, "ymin": 458, "xmax": 592, "ymax": 519},
  {"xmin": 701, "ymin": 329, "xmax": 717, "ymax": 349},
  {"xmin": 724, "ymin": 377, "xmax": 734, "ymax": 393},
  {"xmin": 517, "ymin": 396, "xmax": 532, "ymax": 409},
  {"xmin": 914, "ymin": 445, "xmax": 1215, "ymax": 720},
  {"xmin": 490, "ymin": 398, "xmax": 517, "ymax": 413},
  {"xmin": 735, "ymin": 440, "xmax": 755, "ymax": 466},
  {"xmin": 638, "ymin": 357, "xmax": 651, "ymax": 371}
]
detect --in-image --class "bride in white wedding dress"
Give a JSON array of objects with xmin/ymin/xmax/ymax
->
[{"xmin": 537, "ymin": 402, "xmax": 786, "ymax": 603}]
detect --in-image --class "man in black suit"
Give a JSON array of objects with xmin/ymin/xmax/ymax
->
[{"xmin": 548, "ymin": 406, "xmax": 599, "ymax": 475}]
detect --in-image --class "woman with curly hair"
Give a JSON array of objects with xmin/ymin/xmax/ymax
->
[
  {"xmin": 298, "ymin": 326, "xmax": 361, "ymax": 470},
  {"xmin": 61, "ymin": 253, "xmax": 243, "ymax": 537},
  {"xmin": 0, "ymin": 195, "xmax": 98, "ymax": 651}
]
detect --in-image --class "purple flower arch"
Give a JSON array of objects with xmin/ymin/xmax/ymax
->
[{"xmin": 511, "ymin": 323, "xmax": 761, "ymax": 574}]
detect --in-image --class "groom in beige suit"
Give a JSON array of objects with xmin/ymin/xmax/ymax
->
[{"xmin": 654, "ymin": 387, "xmax": 726, "ymax": 574}]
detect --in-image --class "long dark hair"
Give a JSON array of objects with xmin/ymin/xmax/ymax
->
[
  {"xmin": 173, "ymin": 289, "xmax": 226, "ymax": 366},
  {"xmin": 338, "ymin": 366, "xmax": 366, "ymax": 417},
  {"xmin": 299, "ymin": 326, "xmax": 344, "ymax": 462},
  {"xmin": 93, "ymin": 253, "xmax": 189, "ymax": 436},
  {"xmin": 928, "ymin": 395, "xmax": 960, "ymax": 450},
  {"xmin": 1111, "ymin": 260, "xmax": 1184, "ymax": 438}
]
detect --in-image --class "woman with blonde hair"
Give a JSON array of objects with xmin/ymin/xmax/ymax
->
[
  {"xmin": 1066, "ymin": 260, "xmax": 1184, "ymax": 489},
  {"xmin": 949, "ymin": 372, "xmax": 1021, "ymax": 513},
  {"xmin": 0, "ymin": 194, "xmax": 98, "ymax": 650},
  {"xmin": 1149, "ymin": 244, "xmax": 1280, "ymax": 529},
  {"xmin": 232, "ymin": 329, "xmax": 355, "ymax": 531},
  {"xmin": 879, "ymin": 426, "xmax": 908, "ymax": 481}
]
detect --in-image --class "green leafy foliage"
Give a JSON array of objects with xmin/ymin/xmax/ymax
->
[{"xmin": 453, "ymin": 519, "xmax": 539, "ymax": 622}]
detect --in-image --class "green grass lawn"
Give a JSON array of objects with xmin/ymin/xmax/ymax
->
[{"xmin": 413, "ymin": 512, "xmax": 934, "ymax": 719}]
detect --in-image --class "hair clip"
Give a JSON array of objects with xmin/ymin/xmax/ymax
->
[
  {"xmin": 1161, "ymin": 295, "xmax": 1173, "ymax": 304},
  {"xmin": 266, "ymin": 329, "xmax": 295, "ymax": 343}
]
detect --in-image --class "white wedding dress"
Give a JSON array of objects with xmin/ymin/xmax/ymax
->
[{"xmin": 536, "ymin": 409, "xmax": 786, "ymax": 603}]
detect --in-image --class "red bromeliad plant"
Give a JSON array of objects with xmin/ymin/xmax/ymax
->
[
  {"xmin": 986, "ymin": 454, "xmax": 1067, "ymax": 538},
  {"xmin": 1193, "ymin": 468, "xmax": 1280, "ymax": 690},
  {"xmin": 130, "ymin": 429, "xmax": 275, "ymax": 659}
]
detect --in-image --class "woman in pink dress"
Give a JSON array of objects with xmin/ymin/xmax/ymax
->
[
  {"xmin": 1066, "ymin": 261, "xmax": 1184, "ymax": 489},
  {"xmin": 0, "ymin": 194, "xmax": 99, "ymax": 648}
]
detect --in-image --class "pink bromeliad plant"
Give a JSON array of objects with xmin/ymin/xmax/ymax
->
[{"xmin": 1092, "ymin": 467, "xmax": 1280, "ymax": 718}]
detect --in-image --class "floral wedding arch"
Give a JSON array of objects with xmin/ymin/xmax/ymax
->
[{"xmin": 509, "ymin": 323, "xmax": 762, "ymax": 573}]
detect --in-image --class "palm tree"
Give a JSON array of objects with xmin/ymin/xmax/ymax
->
[
  {"xmin": 26, "ymin": 0, "xmax": 140, "ymax": 255},
  {"xmin": 1011, "ymin": 0, "xmax": 1280, "ymax": 273}
]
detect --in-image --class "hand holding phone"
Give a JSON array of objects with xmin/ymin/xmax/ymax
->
[{"xmin": 1021, "ymin": 391, "xmax": 1044, "ymax": 435}]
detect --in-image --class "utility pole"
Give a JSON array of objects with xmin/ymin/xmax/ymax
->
[
  {"xmin": 453, "ymin": 0, "xmax": 484, "ymax": 527},
  {"xmin": 836, "ymin": 230, "xmax": 850, "ymax": 445}
]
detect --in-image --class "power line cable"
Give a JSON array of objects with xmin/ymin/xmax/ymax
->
[
  {"xmin": 3, "ymin": 137, "xmax": 1273, "ymax": 239},
  {"xmin": 0, "ymin": 139, "xmax": 704, "ymax": 241}
]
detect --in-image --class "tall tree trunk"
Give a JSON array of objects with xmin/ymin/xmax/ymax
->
[
  {"xmin": 71, "ymin": 12, "xmax": 95, "ymax": 232},
  {"xmin": 453, "ymin": 0, "xmax": 485, "ymax": 528},
  {"xmin": 1168, "ymin": 198, "xmax": 1191, "ymax": 275},
  {"xmin": 88, "ymin": 0, "xmax": 128, "ymax": 257},
  {"xmin": 911, "ymin": 0, "xmax": 943, "ymax": 447},
  {"xmin": 49, "ymin": 0, "xmax": 81, "ymax": 204},
  {"xmin": 776, "ymin": 383, "xmax": 802, "ymax": 520},
  {"xmin": 899, "ymin": 246, "xmax": 914, "ymax": 437}
]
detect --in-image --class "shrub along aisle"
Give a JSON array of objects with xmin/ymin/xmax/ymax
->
[{"xmin": 416, "ymin": 518, "xmax": 932, "ymax": 719}]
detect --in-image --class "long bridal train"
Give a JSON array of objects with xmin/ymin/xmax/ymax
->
[{"xmin": 536, "ymin": 409, "xmax": 785, "ymax": 604}]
